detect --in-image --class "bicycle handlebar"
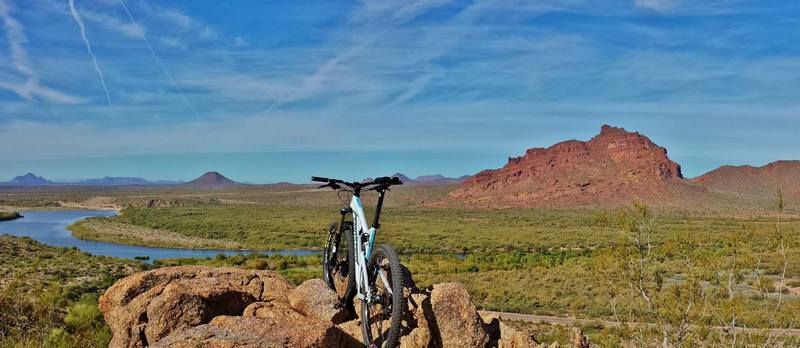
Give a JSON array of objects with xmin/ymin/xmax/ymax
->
[
  {"xmin": 310, "ymin": 176, "xmax": 403, "ymax": 190},
  {"xmin": 311, "ymin": 176, "xmax": 330, "ymax": 183}
]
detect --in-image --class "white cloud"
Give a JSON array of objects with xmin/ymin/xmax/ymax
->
[
  {"xmin": 635, "ymin": 0, "xmax": 679, "ymax": 12},
  {"xmin": 0, "ymin": 0, "xmax": 85, "ymax": 103},
  {"xmin": 79, "ymin": 6, "xmax": 145, "ymax": 38},
  {"xmin": 354, "ymin": 0, "xmax": 453, "ymax": 24},
  {"xmin": 160, "ymin": 36, "xmax": 187, "ymax": 50}
]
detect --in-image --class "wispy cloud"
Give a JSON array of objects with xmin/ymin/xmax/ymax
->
[
  {"xmin": 0, "ymin": 0, "xmax": 84, "ymax": 103},
  {"xmin": 634, "ymin": 0, "xmax": 678, "ymax": 12},
  {"xmin": 79, "ymin": 5, "xmax": 144, "ymax": 38},
  {"xmin": 68, "ymin": 0, "xmax": 113, "ymax": 111}
]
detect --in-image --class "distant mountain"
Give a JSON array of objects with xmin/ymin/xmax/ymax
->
[
  {"xmin": 5, "ymin": 173, "xmax": 53, "ymax": 185},
  {"xmin": 76, "ymin": 177, "xmax": 183, "ymax": 186},
  {"xmin": 390, "ymin": 173, "xmax": 413, "ymax": 184},
  {"xmin": 182, "ymin": 172, "xmax": 241, "ymax": 188},
  {"xmin": 692, "ymin": 161, "xmax": 800, "ymax": 198},
  {"xmin": 451, "ymin": 125, "xmax": 694, "ymax": 207},
  {"xmin": 413, "ymin": 174, "xmax": 469, "ymax": 185},
  {"xmin": 389, "ymin": 173, "xmax": 467, "ymax": 185}
]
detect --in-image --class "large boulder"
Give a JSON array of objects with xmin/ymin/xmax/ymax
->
[
  {"xmin": 427, "ymin": 283, "xmax": 491, "ymax": 347},
  {"xmin": 288, "ymin": 279, "xmax": 349, "ymax": 324},
  {"xmin": 152, "ymin": 315, "xmax": 355, "ymax": 348},
  {"xmin": 99, "ymin": 266, "xmax": 293, "ymax": 348},
  {"xmin": 399, "ymin": 292, "xmax": 433, "ymax": 348}
]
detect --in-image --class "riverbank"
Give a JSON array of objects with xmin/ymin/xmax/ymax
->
[
  {"xmin": 0, "ymin": 196, "xmax": 121, "ymax": 212},
  {"xmin": 68, "ymin": 218, "xmax": 246, "ymax": 250},
  {"xmin": 0, "ymin": 211, "xmax": 22, "ymax": 221}
]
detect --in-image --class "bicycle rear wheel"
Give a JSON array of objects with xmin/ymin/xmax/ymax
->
[
  {"xmin": 322, "ymin": 222, "xmax": 356, "ymax": 305},
  {"xmin": 361, "ymin": 244, "xmax": 405, "ymax": 348}
]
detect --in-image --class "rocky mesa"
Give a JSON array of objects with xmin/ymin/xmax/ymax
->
[
  {"xmin": 451, "ymin": 125, "xmax": 693, "ymax": 207},
  {"xmin": 99, "ymin": 266, "xmax": 591, "ymax": 348}
]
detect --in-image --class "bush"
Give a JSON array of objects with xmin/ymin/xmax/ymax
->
[{"xmin": 64, "ymin": 294, "xmax": 103, "ymax": 332}]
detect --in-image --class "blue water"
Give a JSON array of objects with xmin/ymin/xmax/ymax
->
[{"xmin": 0, "ymin": 210, "xmax": 319, "ymax": 262}]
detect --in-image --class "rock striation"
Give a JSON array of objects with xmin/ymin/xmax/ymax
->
[
  {"xmin": 451, "ymin": 125, "xmax": 686, "ymax": 207},
  {"xmin": 100, "ymin": 266, "xmax": 591, "ymax": 348}
]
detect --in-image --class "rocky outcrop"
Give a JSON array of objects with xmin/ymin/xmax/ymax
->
[
  {"xmin": 287, "ymin": 278, "xmax": 349, "ymax": 324},
  {"xmin": 451, "ymin": 125, "xmax": 692, "ymax": 207},
  {"xmin": 99, "ymin": 266, "xmax": 294, "ymax": 347},
  {"xmin": 100, "ymin": 266, "xmax": 592, "ymax": 348},
  {"xmin": 428, "ymin": 283, "xmax": 490, "ymax": 347}
]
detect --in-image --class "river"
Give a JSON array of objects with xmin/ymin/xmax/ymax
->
[{"xmin": 0, "ymin": 210, "xmax": 319, "ymax": 263}]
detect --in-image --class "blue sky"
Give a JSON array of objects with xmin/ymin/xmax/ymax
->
[{"xmin": 1, "ymin": 0, "xmax": 799, "ymax": 183}]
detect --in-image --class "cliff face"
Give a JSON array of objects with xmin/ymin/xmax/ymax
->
[
  {"xmin": 451, "ymin": 125, "xmax": 685, "ymax": 207},
  {"xmin": 99, "ymin": 266, "xmax": 585, "ymax": 348}
]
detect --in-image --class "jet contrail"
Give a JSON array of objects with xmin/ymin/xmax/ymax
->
[
  {"xmin": 118, "ymin": 0, "xmax": 200, "ymax": 120},
  {"xmin": 68, "ymin": 0, "xmax": 113, "ymax": 111}
]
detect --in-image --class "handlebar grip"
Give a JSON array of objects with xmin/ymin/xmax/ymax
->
[
  {"xmin": 392, "ymin": 177, "xmax": 403, "ymax": 185},
  {"xmin": 311, "ymin": 176, "xmax": 329, "ymax": 183}
]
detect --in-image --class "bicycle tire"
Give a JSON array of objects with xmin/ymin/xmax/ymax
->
[
  {"xmin": 322, "ymin": 222, "xmax": 356, "ymax": 306},
  {"xmin": 361, "ymin": 244, "xmax": 405, "ymax": 348},
  {"xmin": 322, "ymin": 223, "xmax": 339, "ymax": 290}
]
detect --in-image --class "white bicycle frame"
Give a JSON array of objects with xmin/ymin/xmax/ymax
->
[{"xmin": 349, "ymin": 196, "xmax": 393, "ymax": 303}]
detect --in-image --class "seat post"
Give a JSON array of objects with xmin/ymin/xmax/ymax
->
[{"xmin": 372, "ymin": 189, "xmax": 386, "ymax": 229}]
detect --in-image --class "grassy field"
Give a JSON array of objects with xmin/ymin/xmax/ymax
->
[
  {"xmin": 1, "ymin": 184, "xmax": 799, "ymax": 346},
  {"xmin": 0, "ymin": 235, "xmax": 146, "ymax": 347}
]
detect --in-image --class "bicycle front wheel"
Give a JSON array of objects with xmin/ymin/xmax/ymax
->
[{"xmin": 361, "ymin": 244, "xmax": 405, "ymax": 348}]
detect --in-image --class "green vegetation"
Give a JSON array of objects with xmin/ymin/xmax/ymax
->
[
  {"xmin": 0, "ymin": 235, "xmax": 147, "ymax": 347},
  {"xmin": 71, "ymin": 203, "xmax": 800, "ymax": 255},
  {"xmin": 0, "ymin": 212, "xmax": 21, "ymax": 221},
  {"xmin": 2, "ymin": 184, "xmax": 799, "ymax": 346}
]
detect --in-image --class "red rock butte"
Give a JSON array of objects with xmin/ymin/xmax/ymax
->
[{"xmin": 451, "ymin": 125, "xmax": 686, "ymax": 207}]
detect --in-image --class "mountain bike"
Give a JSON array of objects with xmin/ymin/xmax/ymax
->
[{"xmin": 313, "ymin": 175, "xmax": 406, "ymax": 348}]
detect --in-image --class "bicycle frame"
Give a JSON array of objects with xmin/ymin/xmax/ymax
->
[
  {"xmin": 348, "ymin": 188, "xmax": 389, "ymax": 303},
  {"xmin": 350, "ymin": 196, "xmax": 374, "ymax": 301}
]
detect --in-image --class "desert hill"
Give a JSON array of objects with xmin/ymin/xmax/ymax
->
[
  {"xmin": 451, "ymin": 125, "xmax": 705, "ymax": 208},
  {"xmin": 390, "ymin": 173, "xmax": 467, "ymax": 185},
  {"xmin": 182, "ymin": 171, "xmax": 241, "ymax": 188},
  {"xmin": 4, "ymin": 173, "xmax": 53, "ymax": 185},
  {"xmin": 77, "ymin": 176, "xmax": 182, "ymax": 186},
  {"xmin": 693, "ymin": 160, "xmax": 800, "ymax": 199}
]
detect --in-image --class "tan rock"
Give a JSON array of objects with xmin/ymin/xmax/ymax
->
[
  {"xmin": 399, "ymin": 292, "xmax": 432, "ymax": 348},
  {"xmin": 497, "ymin": 321, "xmax": 538, "ymax": 348},
  {"xmin": 153, "ymin": 315, "xmax": 348, "ymax": 348},
  {"xmin": 101, "ymin": 266, "xmax": 573, "ymax": 348},
  {"xmin": 428, "ymin": 283, "xmax": 490, "ymax": 347},
  {"xmin": 243, "ymin": 301, "xmax": 305, "ymax": 321},
  {"xmin": 99, "ymin": 266, "xmax": 293, "ymax": 348},
  {"xmin": 336, "ymin": 319, "xmax": 365, "ymax": 348},
  {"xmin": 288, "ymin": 279, "xmax": 349, "ymax": 324}
]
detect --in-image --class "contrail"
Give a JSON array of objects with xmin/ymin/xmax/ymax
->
[
  {"xmin": 68, "ymin": 0, "xmax": 113, "ymax": 111},
  {"xmin": 118, "ymin": 0, "xmax": 200, "ymax": 120}
]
